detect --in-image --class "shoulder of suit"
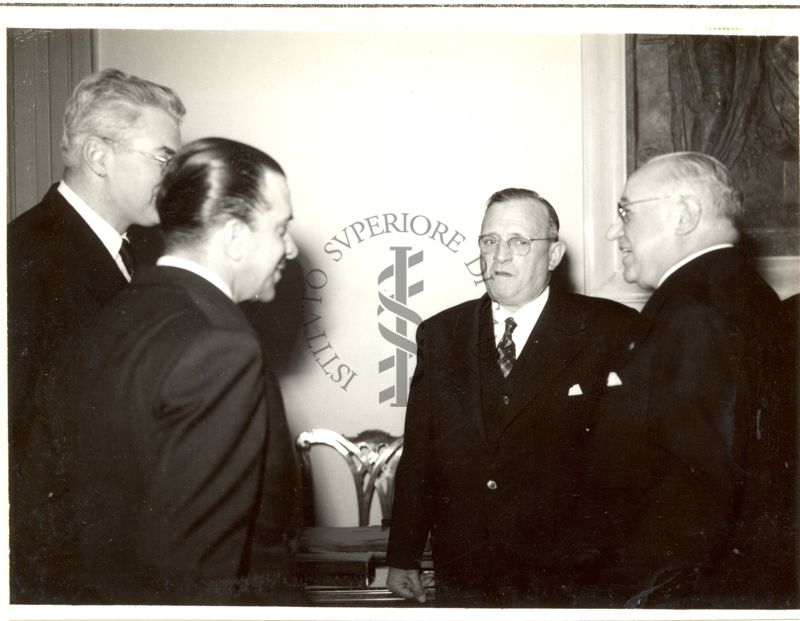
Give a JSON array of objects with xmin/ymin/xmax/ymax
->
[
  {"xmin": 133, "ymin": 272, "xmax": 253, "ymax": 333},
  {"xmin": 556, "ymin": 291, "xmax": 638, "ymax": 321},
  {"xmin": 423, "ymin": 295, "xmax": 484, "ymax": 327},
  {"xmin": 9, "ymin": 189, "xmax": 84, "ymax": 256}
]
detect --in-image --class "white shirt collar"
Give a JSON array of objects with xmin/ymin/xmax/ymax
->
[
  {"xmin": 492, "ymin": 286, "xmax": 550, "ymax": 355},
  {"xmin": 60, "ymin": 178, "xmax": 130, "ymax": 246},
  {"xmin": 58, "ymin": 181, "xmax": 132, "ymax": 280},
  {"xmin": 156, "ymin": 255, "xmax": 234, "ymax": 300},
  {"xmin": 657, "ymin": 244, "xmax": 735, "ymax": 288}
]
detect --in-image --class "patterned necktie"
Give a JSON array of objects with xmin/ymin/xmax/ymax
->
[
  {"xmin": 497, "ymin": 317, "xmax": 517, "ymax": 378},
  {"xmin": 119, "ymin": 238, "xmax": 135, "ymax": 279}
]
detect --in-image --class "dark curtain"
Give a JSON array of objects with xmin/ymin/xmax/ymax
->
[
  {"xmin": 668, "ymin": 36, "xmax": 763, "ymax": 168},
  {"xmin": 763, "ymin": 36, "xmax": 799, "ymax": 155},
  {"xmin": 668, "ymin": 35, "xmax": 799, "ymax": 171},
  {"xmin": 7, "ymin": 29, "xmax": 94, "ymax": 221}
]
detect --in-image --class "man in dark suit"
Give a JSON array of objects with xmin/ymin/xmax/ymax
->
[
  {"xmin": 591, "ymin": 152, "xmax": 797, "ymax": 607},
  {"xmin": 33, "ymin": 138, "xmax": 303, "ymax": 604},
  {"xmin": 8, "ymin": 68, "xmax": 185, "ymax": 600},
  {"xmin": 8, "ymin": 68, "xmax": 184, "ymax": 420},
  {"xmin": 386, "ymin": 188, "xmax": 637, "ymax": 606}
]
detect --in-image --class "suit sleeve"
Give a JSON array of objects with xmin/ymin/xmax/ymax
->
[
  {"xmin": 386, "ymin": 321, "xmax": 434, "ymax": 570},
  {"xmin": 143, "ymin": 328, "xmax": 269, "ymax": 582},
  {"xmin": 625, "ymin": 302, "xmax": 740, "ymax": 580}
]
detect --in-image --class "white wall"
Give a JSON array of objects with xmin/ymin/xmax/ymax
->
[{"xmin": 97, "ymin": 30, "xmax": 587, "ymax": 524}]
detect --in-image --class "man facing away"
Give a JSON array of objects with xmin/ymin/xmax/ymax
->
[
  {"xmin": 386, "ymin": 188, "xmax": 637, "ymax": 607},
  {"xmin": 8, "ymin": 68, "xmax": 184, "ymax": 600},
  {"xmin": 32, "ymin": 138, "xmax": 304, "ymax": 604},
  {"xmin": 588, "ymin": 151, "xmax": 797, "ymax": 608}
]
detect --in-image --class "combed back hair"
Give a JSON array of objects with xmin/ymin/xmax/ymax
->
[
  {"xmin": 647, "ymin": 152, "xmax": 743, "ymax": 222},
  {"xmin": 156, "ymin": 137, "xmax": 285, "ymax": 249},
  {"xmin": 486, "ymin": 187, "xmax": 560, "ymax": 238},
  {"xmin": 61, "ymin": 68, "xmax": 186, "ymax": 169}
]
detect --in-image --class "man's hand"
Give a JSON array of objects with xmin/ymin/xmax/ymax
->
[{"xmin": 387, "ymin": 566, "xmax": 432, "ymax": 603}]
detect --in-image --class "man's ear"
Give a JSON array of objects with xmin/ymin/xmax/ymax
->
[
  {"xmin": 676, "ymin": 195, "xmax": 702, "ymax": 235},
  {"xmin": 548, "ymin": 240, "xmax": 567, "ymax": 271},
  {"xmin": 221, "ymin": 217, "xmax": 250, "ymax": 262},
  {"xmin": 83, "ymin": 136, "xmax": 109, "ymax": 178}
]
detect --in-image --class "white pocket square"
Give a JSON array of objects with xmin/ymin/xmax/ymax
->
[
  {"xmin": 567, "ymin": 383, "xmax": 583, "ymax": 396},
  {"xmin": 606, "ymin": 371, "xmax": 623, "ymax": 387}
]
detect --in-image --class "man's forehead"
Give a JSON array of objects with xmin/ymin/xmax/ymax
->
[
  {"xmin": 625, "ymin": 162, "xmax": 673, "ymax": 197},
  {"xmin": 483, "ymin": 199, "xmax": 548, "ymax": 227},
  {"xmin": 128, "ymin": 107, "xmax": 180, "ymax": 145}
]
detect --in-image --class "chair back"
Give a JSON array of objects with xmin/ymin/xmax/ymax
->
[{"xmin": 296, "ymin": 428, "xmax": 403, "ymax": 527}]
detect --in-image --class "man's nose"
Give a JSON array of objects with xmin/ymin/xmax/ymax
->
[
  {"xmin": 284, "ymin": 232, "xmax": 298, "ymax": 260},
  {"xmin": 495, "ymin": 239, "xmax": 513, "ymax": 262},
  {"xmin": 606, "ymin": 216, "xmax": 623, "ymax": 241}
]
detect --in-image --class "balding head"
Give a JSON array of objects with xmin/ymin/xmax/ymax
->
[
  {"xmin": 635, "ymin": 152, "xmax": 743, "ymax": 225},
  {"xmin": 607, "ymin": 151, "xmax": 741, "ymax": 290}
]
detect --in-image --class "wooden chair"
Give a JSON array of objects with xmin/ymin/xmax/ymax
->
[
  {"xmin": 295, "ymin": 428, "xmax": 434, "ymax": 603},
  {"xmin": 295, "ymin": 428, "xmax": 403, "ymax": 528}
]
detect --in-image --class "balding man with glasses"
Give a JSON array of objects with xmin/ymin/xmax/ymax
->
[
  {"xmin": 8, "ymin": 68, "xmax": 184, "ymax": 602},
  {"xmin": 386, "ymin": 188, "xmax": 636, "ymax": 607},
  {"xmin": 585, "ymin": 152, "xmax": 797, "ymax": 608}
]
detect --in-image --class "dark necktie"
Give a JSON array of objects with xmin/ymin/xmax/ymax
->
[
  {"xmin": 119, "ymin": 238, "xmax": 135, "ymax": 279},
  {"xmin": 497, "ymin": 317, "xmax": 517, "ymax": 378}
]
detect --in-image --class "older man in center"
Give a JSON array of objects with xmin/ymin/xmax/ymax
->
[{"xmin": 386, "ymin": 188, "xmax": 637, "ymax": 607}]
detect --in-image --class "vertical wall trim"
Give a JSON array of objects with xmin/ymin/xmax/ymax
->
[{"xmin": 581, "ymin": 34, "xmax": 649, "ymax": 308}]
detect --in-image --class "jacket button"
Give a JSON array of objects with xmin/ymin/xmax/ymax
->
[
  {"xmin": 487, "ymin": 480, "xmax": 498, "ymax": 490},
  {"xmin": 502, "ymin": 395, "xmax": 510, "ymax": 405}
]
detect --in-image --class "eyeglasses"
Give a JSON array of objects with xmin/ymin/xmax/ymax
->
[
  {"xmin": 100, "ymin": 136, "xmax": 173, "ymax": 168},
  {"xmin": 478, "ymin": 234, "xmax": 556, "ymax": 256},
  {"xmin": 616, "ymin": 194, "xmax": 692, "ymax": 224}
]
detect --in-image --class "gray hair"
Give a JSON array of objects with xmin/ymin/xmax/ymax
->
[
  {"xmin": 645, "ymin": 152, "xmax": 743, "ymax": 222},
  {"xmin": 61, "ymin": 68, "xmax": 186, "ymax": 169}
]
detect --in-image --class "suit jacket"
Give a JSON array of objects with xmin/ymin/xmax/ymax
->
[
  {"xmin": 8, "ymin": 184, "xmax": 130, "ymax": 600},
  {"xmin": 8, "ymin": 184, "xmax": 128, "ymax": 441},
  {"xmin": 29, "ymin": 266, "xmax": 303, "ymax": 605},
  {"xmin": 584, "ymin": 248, "xmax": 797, "ymax": 608},
  {"xmin": 386, "ymin": 289, "xmax": 637, "ymax": 607}
]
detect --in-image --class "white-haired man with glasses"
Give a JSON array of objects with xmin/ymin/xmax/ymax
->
[
  {"xmin": 8, "ymin": 67, "xmax": 184, "ymax": 602},
  {"xmin": 387, "ymin": 188, "xmax": 637, "ymax": 607},
  {"xmin": 586, "ymin": 151, "xmax": 797, "ymax": 607}
]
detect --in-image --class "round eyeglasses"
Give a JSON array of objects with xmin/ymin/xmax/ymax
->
[{"xmin": 478, "ymin": 234, "xmax": 556, "ymax": 256}]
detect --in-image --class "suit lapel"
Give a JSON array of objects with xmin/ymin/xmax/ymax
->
[
  {"xmin": 442, "ymin": 296, "xmax": 492, "ymax": 447},
  {"xmin": 48, "ymin": 187, "xmax": 128, "ymax": 293},
  {"xmin": 496, "ymin": 291, "xmax": 588, "ymax": 435}
]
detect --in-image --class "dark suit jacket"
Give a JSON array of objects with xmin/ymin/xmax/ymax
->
[
  {"xmin": 8, "ymin": 184, "xmax": 128, "ymax": 443},
  {"xmin": 30, "ymin": 266, "xmax": 303, "ymax": 605},
  {"xmin": 585, "ymin": 248, "xmax": 797, "ymax": 608},
  {"xmin": 386, "ymin": 289, "xmax": 637, "ymax": 607},
  {"xmin": 8, "ymin": 184, "xmax": 131, "ymax": 600}
]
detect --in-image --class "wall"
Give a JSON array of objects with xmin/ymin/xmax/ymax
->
[{"xmin": 97, "ymin": 29, "xmax": 586, "ymax": 524}]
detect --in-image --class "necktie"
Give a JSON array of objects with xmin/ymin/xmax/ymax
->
[
  {"xmin": 119, "ymin": 238, "xmax": 135, "ymax": 279},
  {"xmin": 497, "ymin": 317, "xmax": 517, "ymax": 378}
]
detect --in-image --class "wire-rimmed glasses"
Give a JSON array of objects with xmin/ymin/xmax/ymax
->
[{"xmin": 478, "ymin": 234, "xmax": 556, "ymax": 256}]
